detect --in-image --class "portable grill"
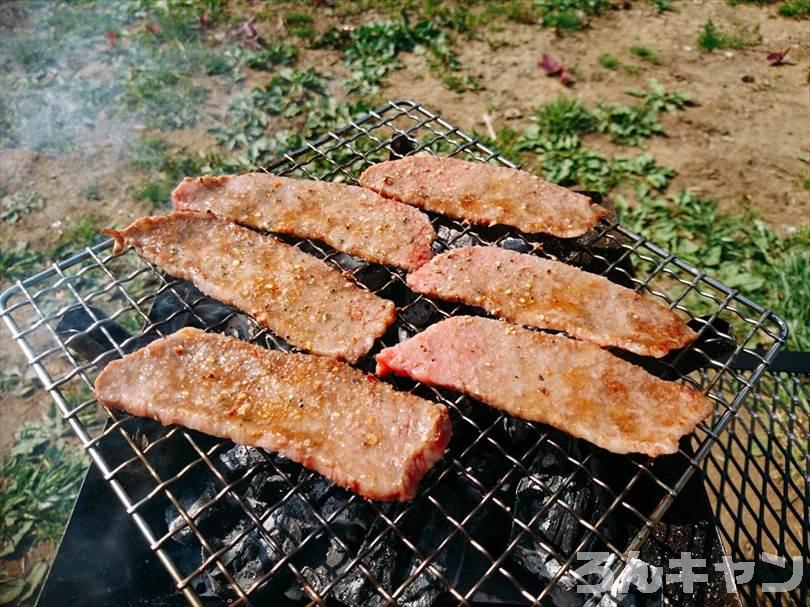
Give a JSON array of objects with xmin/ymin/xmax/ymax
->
[{"xmin": 0, "ymin": 100, "xmax": 789, "ymax": 606}]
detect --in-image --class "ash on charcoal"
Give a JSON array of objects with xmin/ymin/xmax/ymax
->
[
  {"xmin": 500, "ymin": 237, "xmax": 532, "ymax": 254},
  {"xmin": 218, "ymin": 445, "xmax": 267, "ymax": 475},
  {"xmin": 203, "ymin": 519, "xmax": 279, "ymax": 597},
  {"xmin": 166, "ymin": 484, "xmax": 218, "ymax": 545},
  {"xmin": 436, "ymin": 225, "xmax": 477, "ymax": 249}
]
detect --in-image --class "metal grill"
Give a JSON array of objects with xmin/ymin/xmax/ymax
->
[
  {"xmin": 704, "ymin": 366, "xmax": 808, "ymax": 607},
  {"xmin": 0, "ymin": 99, "xmax": 788, "ymax": 606}
]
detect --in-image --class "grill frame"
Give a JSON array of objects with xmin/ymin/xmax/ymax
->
[{"xmin": 0, "ymin": 99, "xmax": 788, "ymax": 606}]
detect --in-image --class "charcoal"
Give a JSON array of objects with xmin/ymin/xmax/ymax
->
[
  {"xmin": 501, "ymin": 416, "xmax": 537, "ymax": 447},
  {"xmin": 436, "ymin": 225, "xmax": 476, "ymax": 249},
  {"xmin": 500, "ymin": 237, "xmax": 532, "ymax": 253},
  {"xmin": 508, "ymin": 441, "xmax": 604, "ymax": 606},
  {"xmin": 352, "ymin": 263, "xmax": 393, "ymax": 292},
  {"xmin": 167, "ymin": 484, "xmax": 219, "ymax": 545},
  {"xmin": 218, "ymin": 445, "xmax": 267, "ymax": 475},
  {"xmin": 56, "ymin": 303, "xmax": 133, "ymax": 362},
  {"xmin": 331, "ymin": 252, "xmax": 367, "ymax": 272},
  {"xmin": 399, "ymin": 299, "xmax": 443, "ymax": 330},
  {"xmin": 204, "ymin": 521, "xmax": 278, "ymax": 597},
  {"xmin": 146, "ymin": 280, "xmax": 258, "ymax": 341}
]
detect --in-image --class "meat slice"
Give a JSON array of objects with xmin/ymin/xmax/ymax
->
[
  {"xmin": 407, "ymin": 246, "xmax": 696, "ymax": 357},
  {"xmin": 359, "ymin": 156, "xmax": 607, "ymax": 238},
  {"xmin": 172, "ymin": 173, "xmax": 435, "ymax": 271},
  {"xmin": 104, "ymin": 211, "xmax": 395, "ymax": 363},
  {"xmin": 95, "ymin": 328, "xmax": 451, "ymax": 501},
  {"xmin": 376, "ymin": 317, "xmax": 712, "ymax": 456}
]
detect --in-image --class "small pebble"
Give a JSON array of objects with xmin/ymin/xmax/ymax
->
[{"xmin": 742, "ymin": 74, "xmax": 755, "ymax": 83}]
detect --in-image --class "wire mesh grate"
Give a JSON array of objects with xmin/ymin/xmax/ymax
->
[
  {"xmin": 703, "ymin": 368, "xmax": 808, "ymax": 607},
  {"xmin": 0, "ymin": 99, "xmax": 788, "ymax": 606}
]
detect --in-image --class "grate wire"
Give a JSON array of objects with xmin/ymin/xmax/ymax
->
[{"xmin": 0, "ymin": 100, "xmax": 788, "ymax": 606}]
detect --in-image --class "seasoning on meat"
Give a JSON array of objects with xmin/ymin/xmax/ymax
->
[
  {"xmin": 172, "ymin": 173, "xmax": 435, "ymax": 271},
  {"xmin": 104, "ymin": 211, "xmax": 395, "ymax": 363},
  {"xmin": 95, "ymin": 328, "xmax": 451, "ymax": 501},
  {"xmin": 407, "ymin": 246, "xmax": 696, "ymax": 357},
  {"xmin": 375, "ymin": 316, "xmax": 712, "ymax": 457},
  {"xmin": 359, "ymin": 156, "xmax": 607, "ymax": 238}
]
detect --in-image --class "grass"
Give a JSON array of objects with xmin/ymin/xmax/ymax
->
[
  {"xmin": 698, "ymin": 20, "xmax": 762, "ymax": 51},
  {"xmin": 1, "ymin": 192, "xmax": 46, "ymax": 224},
  {"xmin": 630, "ymin": 45, "xmax": 662, "ymax": 65},
  {"xmin": 535, "ymin": 0, "xmax": 613, "ymax": 32},
  {"xmin": 284, "ymin": 12, "xmax": 315, "ymax": 38},
  {"xmin": 0, "ymin": 406, "xmax": 88, "ymax": 606},
  {"xmin": 777, "ymin": 0, "xmax": 810, "ymax": 16},
  {"xmin": 599, "ymin": 54, "xmax": 620, "ymax": 70}
]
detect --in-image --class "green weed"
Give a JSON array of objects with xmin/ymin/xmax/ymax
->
[
  {"xmin": 244, "ymin": 42, "xmax": 298, "ymax": 71},
  {"xmin": 778, "ymin": 0, "xmax": 810, "ymax": 17},
  {"xmin": 285, "ymin": 12, "xmax": 315, "ymax": 38},
  {"xmin": 649, "ymin": 0, "xmax": 676, "ymax": 11},
  {"xmin": 442, "ymin": 74, "xmax": 484, "ymax": 93},
  {"xmin": 1, "ymin": 192, "xmax": 46, "ymax": 224},
  {"xmin": 630, "ymin": 45, "xmax": 662, "ymax": 65},
  {"xmin": 698, "ymin": 20, "xmax": 762, "ymax": 51},
  {"xmin": 535, "ymin": 0, "xmax": 613, "ymax": 32},
  {"xmin": 0, "ymin": 406, "xmax": 87, "ymax": 605},
  {"xmin": 320, "ymin": 18, "xmax": 454, "ymax": 96},
  {"xmin": 0, "ymin": 245, "xmax": 47, "ymax": 283},
  {"xmin": 599, "ymin": 54, "xmax": 621, "ymax": 70},
  {"xmin": 131, "ymin": 136, "xmax": 208, "ymax": 206}
]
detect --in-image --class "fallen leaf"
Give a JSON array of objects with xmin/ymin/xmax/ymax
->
[
  {"xmin": 104, "ymin": 31, "xmax": 117, "ymax": 49},
  {"xmin": 539, "ymin": 53, "xmax": 562, "ymax": 75},
  {"xmin": 559, "ymin": 69, "xmax": 575, "ymax": 85},
  {"xmin": 766, "ymin": 49, "xmax": 789, "ymax": 65},
  {"xmin": 199, "ymin": 10, "xmax": 210, "ymax": 28},
  {"xmin": 146, "ymin": 22, "xmax": 161, "ymax": 35}
]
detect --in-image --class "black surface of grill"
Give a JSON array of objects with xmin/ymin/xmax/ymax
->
[{"xmin": 0, "ymin": 100, "xmax": 789, "ymax": 606}]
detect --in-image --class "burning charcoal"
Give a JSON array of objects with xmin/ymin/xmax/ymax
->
[
  {"xmin": 148, "ymin": 281, "xmax": 249, "ymax": 337},
  {"xmin": 508, "ymin": 441, "xmax": 605, "ymax": 606},
  {"xmin": 352, "ymin": 263, "xmax": 393, "ymax": 292},
  {"xmin": 205, "ymin": 521, "xmax": 278, "ymax": 597},
  {"xmin": 218, "ymin": 445, "xmax": 267, "ymax": 475},
  {"xmin": 436, "ymin": 225, "xmax": 477, "ymax": 249},
  {"xmin": 167, "ymin": 484, "xmax": 218, "ymax": 545},
  {"xmin": 500, "ymin": 237, "xmax": 532, "ymax": 254},
  {"xmin": 399, "ymin": 299, "xmax": 442, "ymax": 330},
  {"xmin": 56, "ymin": 303, "xmax": 133, "ymax": 362}
]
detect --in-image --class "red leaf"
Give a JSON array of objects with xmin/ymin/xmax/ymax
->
[
  {"xmin": 767, "ymin": 49, "xmax": 789, "ymax": 65},
  {"xmin": 539, "ymin": 53, "xmax": 562, "ymax": 75},
  {"xmin": 146, "ymin": 22, "xmax": 161, "ymax": 35},
  {"xmin": 559, "ymin": 69, "xmax": 575, "ymax": 85},
  {"xmin": 199, "ymin": 10, "xmax": 210, "ymax": 28},
  {"xmin": 104, "ymin": 31, "xmax": 117, "ymax": 49}
]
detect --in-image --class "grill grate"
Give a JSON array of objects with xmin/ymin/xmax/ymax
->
[
  {"xmin": 0, "ymin": 100, "xmax": 788, "ymax": 606},
  {"xmin": 704, "ymin": 367, "xmax": 808, "ymax": 607}
]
